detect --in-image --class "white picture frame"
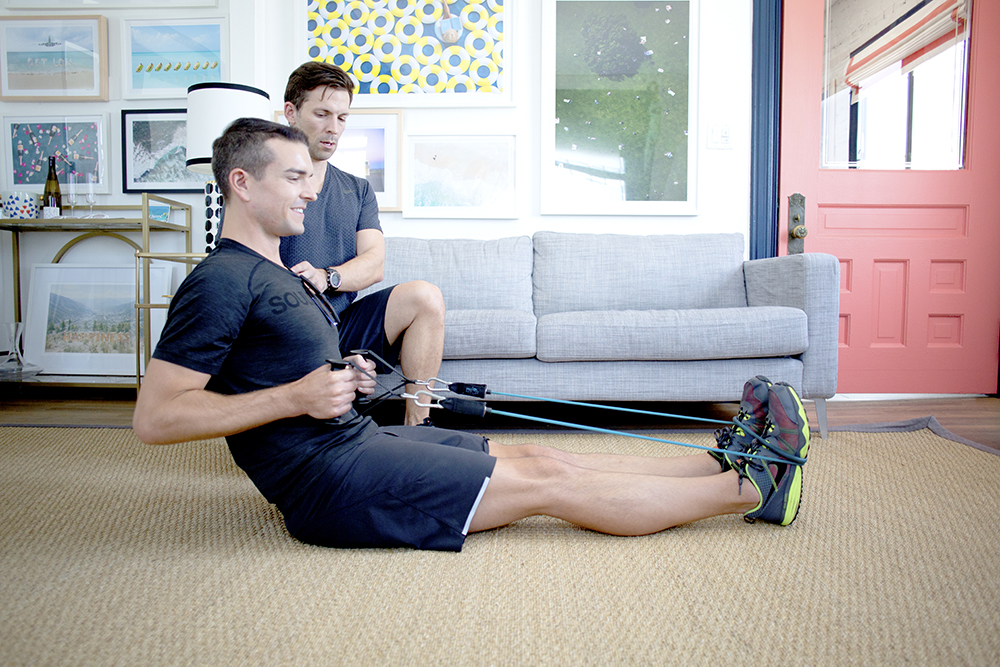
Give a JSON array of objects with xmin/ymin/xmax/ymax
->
[
  {"xmin": 5, "ymin": 0, "xmax": 215, "ymax": 6},
  {"xmin": 3, "ymin": 113, "xmax": 109, "ymax": 194},
  {"xmin": 403, "ymin": 134, "xmax": 516, "ymax": 219},
  {"xmin": 24, "ymin": 264, "xmax": 169, "ymax": 376},
  {"xmin": 123, "ymin": 17, "xmax": 228, "ymax": 99},
  {"xmin": 301, "ymin": 0, "xmax": 512, "ymax": 109},
  {"xmin": 329, "ymin": 109, "xmax": 403, "ymax": 211},
  {"xmin": 540, "ymin": 0, "xmax": 699, "ymax": 216}
]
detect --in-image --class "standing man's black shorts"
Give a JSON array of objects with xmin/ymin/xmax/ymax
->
[{"xmin": 337, "ymin": 286, "xmax": 401, "ymax": 373}]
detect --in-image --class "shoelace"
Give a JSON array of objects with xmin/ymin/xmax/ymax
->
[
  {"xmin": 731, "ymin": 408, "xmax": 752, "ymax": 437},
  {"xmin": 713, "ymin": 427, "xmax": 734, "ymax": 447},
  {"xmin": 735, "ymin": 444, "xmax": 780, "ymax": 497}
]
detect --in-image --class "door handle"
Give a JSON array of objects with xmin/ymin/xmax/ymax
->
[{"xmin": 788, "ymin": 193, "xmax": 807, "ymax": 254}]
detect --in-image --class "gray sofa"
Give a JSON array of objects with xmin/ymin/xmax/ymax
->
[{"xmin": 358, "ymin": 231, "xmax": 840, "ymax": 436}]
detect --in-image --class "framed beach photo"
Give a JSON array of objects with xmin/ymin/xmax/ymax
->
[
  {"xmin": 3, "ymin": 114, "xmax": 108, "ymax": 194},
  {"xmin": 5, "ymin": 0, "xmax": 216, "ymax": 6},
  {"xmin": 23, "ymin": 264, "xmax": 169, "ymax": 376},
  {"xmin": 274, "ymin": 107, "xmax": 403, "ymax": 210},
  {"xmin": 540, "ymin": 0, "xmax": 698, "ymax": 215},
  {"xmin": 0, "ymin": 15, "xmax": 108, "ymax": 101},
  {"xmin": 303, "ymin": 0, "xmax": 511, "ymax": 108},
  {"xmin": 403, "ymin": 134, "xmax": 516, "ymax": 219},
  {"xmin": 121, "ymin": 109, "xmax": 206, "ymax": 194},
  {"xmin": 123, "ymin": 18, "xmax": 227, "ymax": 99},
  {"xmin": 329, "ymin": 109, "xmax": 402, "ymax": 211}
]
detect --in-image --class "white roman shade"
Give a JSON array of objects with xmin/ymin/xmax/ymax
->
[{"xmin": 844, "ymin": 0, "xmax": 969, "ymax": 95}]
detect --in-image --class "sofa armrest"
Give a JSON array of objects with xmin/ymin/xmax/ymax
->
[{"xmin": 744, "ymin": 253, "xmax": 840, "ymax": 399}]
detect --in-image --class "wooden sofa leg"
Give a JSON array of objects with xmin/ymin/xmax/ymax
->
[{"xmin": 814, "ymin": 397, "xmax": 829, "ymax": 439}]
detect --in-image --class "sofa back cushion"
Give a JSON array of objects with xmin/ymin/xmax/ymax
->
[
  {"xmin": 359, "ymin": 236, "xmax": 534, "ymax": 312},
  {"xmin": 532, "ymin": 231, "xmax": 747, "ymax": 315}
]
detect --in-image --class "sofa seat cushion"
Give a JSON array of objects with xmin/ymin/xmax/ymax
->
[
  {"xmin": 535, "ymin": 307, "xmax": 808, "ymax": 362},
  {"xmin": 444, "ymin": 310, "xmax": 537, "ymax": 359}
]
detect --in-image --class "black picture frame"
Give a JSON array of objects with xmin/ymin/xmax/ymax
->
[{"xmin": 120, "ymin": 108, "xmax": 204, "ymax": 194}]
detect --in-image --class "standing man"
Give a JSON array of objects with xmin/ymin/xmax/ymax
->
[{"xmin": 279, "ymin": 61, "xmax": 445, "ymax": 426}]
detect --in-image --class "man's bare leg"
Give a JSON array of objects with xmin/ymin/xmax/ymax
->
[
  {"xmin": 384, "ymin": 280, "xmax": 445, "ymax": 425},
  {"xmin": 490, "ymin": 442, "xmax": 725, "ymax": 478},
  {"xmin": 469, "ymin": 456, "xmax": 758, "ymax": 535}
]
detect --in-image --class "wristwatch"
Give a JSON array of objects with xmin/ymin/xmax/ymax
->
[{"xmin": 326, "ymin": 267, "xmax": 342, "ymax": 291}]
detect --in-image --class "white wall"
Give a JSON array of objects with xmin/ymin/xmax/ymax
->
[{"xmin": 0, "ymin": 0, "xmax": 752, "ymax": 327}]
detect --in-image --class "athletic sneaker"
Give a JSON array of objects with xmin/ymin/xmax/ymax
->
[
  {"xmin": 760, "ymin": 382, "xmax": 810, "ymax": 464},
  {"xmin": 711, "ymin": 375, "xmax": 772, "ymax": 472},
  {"xmin": 736, "ymin": 382, "xmax": 810, "ymax": 525},
  {"xmin": 737, "ymin": 448, "xmax": 805, "ymax": 526}
]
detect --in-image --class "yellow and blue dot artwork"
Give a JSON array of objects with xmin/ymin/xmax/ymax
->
[{"xmin": 306, "ymin": 0, "xmax": 504, "ymax": 96}]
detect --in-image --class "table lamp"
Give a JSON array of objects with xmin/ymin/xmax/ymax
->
[{"xmin": 185, "ymin": 82, "xmax": 271, "ymax": 251}]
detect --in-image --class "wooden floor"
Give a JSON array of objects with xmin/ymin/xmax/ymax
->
[{"xmin": 2, "ymin": 386, "xmax": 998, "ymax": 453}]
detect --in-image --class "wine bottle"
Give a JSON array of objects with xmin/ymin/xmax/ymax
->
[{"xmin": 42, "ymin": 156, "xmax": 62, "ymax": 218}]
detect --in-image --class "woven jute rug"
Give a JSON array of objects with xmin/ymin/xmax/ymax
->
[{"xmin": 1, "ymin": 424, "xmax": 998, "ymax": 666}]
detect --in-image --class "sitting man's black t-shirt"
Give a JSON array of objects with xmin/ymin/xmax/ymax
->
[
  {"xmin": 154, "ymin": 239, "xmax": 378, "ymax": 509},
  {"xmin": 152, "ymin": 239, "xmax": 495, "ymax": 551}
]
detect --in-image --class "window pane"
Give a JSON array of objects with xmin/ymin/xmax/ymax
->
[{"xmin": 822, "ymin": 0, "xmax": 970, "ymax": 170}]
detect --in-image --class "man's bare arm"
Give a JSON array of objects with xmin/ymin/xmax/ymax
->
[
  {"xmin": 289, "ymin": 228, "xmax": 385, "ymax": 293},
  {"xmin": 338, "ymin": 228, "xmax": 385, "ymax": 291},
  {"xmin": 132, "ymin": 358, "xmax": 360, "ymax": 445}
]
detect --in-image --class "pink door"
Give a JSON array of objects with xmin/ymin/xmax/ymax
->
[{"xmin": 779, "ymin": 0, "xmax": 1000, "ymax": 393}]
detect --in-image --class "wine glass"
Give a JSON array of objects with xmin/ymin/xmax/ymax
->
[
  {"xmin": 85, "ymin": 174, "xmax": 96, "ymax": 217},
  {"xmin": 65, "ymin": 172, "xmax": 78, "ymax": 217}
]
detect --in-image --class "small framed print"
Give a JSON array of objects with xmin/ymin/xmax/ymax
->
[
  {"xmin": 275, "ymin": 108, "xmax": 403, "ymax": 211},
  {"xmin": 121, "ymin": 109, "xmax": 206, "ymax": 194},
  {"xmin": 123, "ymin": 18, "xmax": 227, "ymax": 99},
  {"xmin": 403, "ymin": 134, "xmax": 516, "ymax": 219},
  {"xmin": 329, "ymin": 110, "xmax": 402, "ymax": 211},
  {"xmin": 0, "ymin": 15, "xmax": 108, "ymax": 101},
  {"xmin": 4, "ymin": 114, "xmax": 108, "ymax": 194}
]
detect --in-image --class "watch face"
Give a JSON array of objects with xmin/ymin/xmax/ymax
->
[{"xmin": 328, "ymin": 269, "xmax": 341, "ymax": 289}]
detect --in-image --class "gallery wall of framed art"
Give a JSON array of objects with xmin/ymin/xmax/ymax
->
[{"xmin": 0, "ymin": 0, "xmax": 758, "ymax": 365}]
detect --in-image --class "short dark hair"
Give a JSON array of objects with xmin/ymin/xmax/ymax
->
[
  {"xmin": 211, "ymin": 118, "xmax": 308, "ymax": 199},
  {"xmin": 284, "ymin": 61, "xmax": 355, "ymax": 109}
]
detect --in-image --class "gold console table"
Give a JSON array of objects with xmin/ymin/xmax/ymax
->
[{"xmin": 1, "ymin": 193, "xmax": 195, "ymax": 388}]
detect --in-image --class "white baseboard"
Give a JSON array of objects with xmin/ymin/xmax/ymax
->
[{"xmin": 826, "ymin": 393, "xmax": 988, "ymax": 402}]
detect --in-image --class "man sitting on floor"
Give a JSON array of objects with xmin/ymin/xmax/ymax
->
[{"xmin": 132, "ymin": 118, "xmax": 810, "ymax": 552}]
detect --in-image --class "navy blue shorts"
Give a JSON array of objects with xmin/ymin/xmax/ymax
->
[
  {"xmin": 283, "ymin": 426, "xmax": 495, "ymax": 551},
  {"xmin": 338, "ymin": 286, "xmax": 401, "ymax": 373}
]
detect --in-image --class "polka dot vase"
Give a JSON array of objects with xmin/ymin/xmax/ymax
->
[{"xmin": 204, "ymin": 182, "xmax": 224, "ymax": 252}]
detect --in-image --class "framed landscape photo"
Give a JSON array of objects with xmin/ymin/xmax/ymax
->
[
  {"xmin": 403, "ymin": 134, "xmax": 516, "ymax": 219},
  {"xmin": 123, "ymin": 18, "xmax": 227, "ymax": 99},
  {"xmin": 540, "ymin": 0, "xmax": 698, "ymax": 215},
  {"xmin": 303, "ymin": 0, "xmax": 511, "ymax": 108},
  {"xmin": 0, "ymin": 15, "xmax": 108, "ymax": 101},
  {"xmin": 23, "ymin": 264, "xmax": 169, "ymax": 376},
  {"xmin": 121, "ymin": 108, "xmax": 206, "ymax": 194},
  {"xmin": 3, "ymin": 114, "xmax": 108, "ymax": 194}
]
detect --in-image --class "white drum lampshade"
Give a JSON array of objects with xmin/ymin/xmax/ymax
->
[{"xmin": 185, "ymin": 82, "xmax": 271, "ymax": 174}]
